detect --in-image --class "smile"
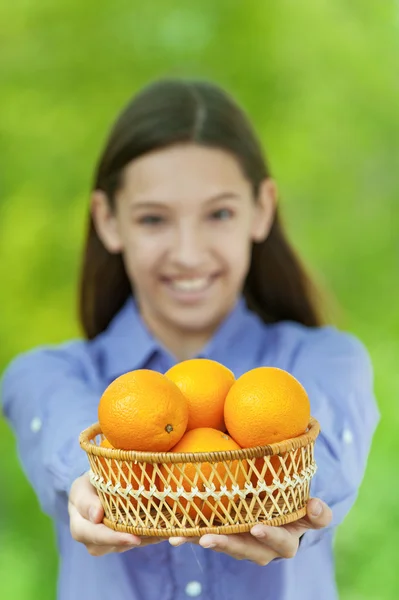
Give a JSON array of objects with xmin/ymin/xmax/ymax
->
[
  {"xmin": 161, "ymin": 274, "xmax": 220, "ymax": 300},
  {"xmin": 169, "ymin": 278, "xmax": 211, "ymax": 292}
]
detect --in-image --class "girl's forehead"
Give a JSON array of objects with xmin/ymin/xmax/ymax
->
[{"xmin": 121, "ymin": 143, "xmax": 250, "ymax": 199}]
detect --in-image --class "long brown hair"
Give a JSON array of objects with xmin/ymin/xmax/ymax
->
[{"xmin": 80, "ymin": 79, "xmax": 324, "ymax": 339}]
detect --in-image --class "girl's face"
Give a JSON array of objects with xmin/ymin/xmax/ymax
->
[{"xmin": 93, "ymin": 144, "xmax": 275, "ymax": 339}]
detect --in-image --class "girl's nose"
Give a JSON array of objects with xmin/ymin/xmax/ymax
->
[{"xmin": 169, "ymin": 225, "xmax": 205, "ymax": 269}]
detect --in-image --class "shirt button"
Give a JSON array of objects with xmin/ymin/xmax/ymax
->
[
  {"xmin": 185, "ymin": 581, "xmax": 202, "ymax": 597},
  {"xmin": 342, "ymin": 428, "xmax": 353, "ymax": 445},
  {"xmin": 30, "ymin": 417, "xmax": 42, "ymax": 433}
]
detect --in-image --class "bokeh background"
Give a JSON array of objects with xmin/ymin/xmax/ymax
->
[{"xmin": 1, "ymin": 1, "xmax": 398, "ymax": 598}]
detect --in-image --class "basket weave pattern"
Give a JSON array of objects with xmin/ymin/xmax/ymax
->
[{"xmin": 79, "ymin": 417, "xmax": 319, "ymax": 536}]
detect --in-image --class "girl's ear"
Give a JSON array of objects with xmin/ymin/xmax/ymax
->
[
  {"xmin": 251, "ymin": 178, "xmax": 277, "ymax": 242},
  {"xmin": 91, "ymin": 190, "xmax": 123, "ymax": 254}
]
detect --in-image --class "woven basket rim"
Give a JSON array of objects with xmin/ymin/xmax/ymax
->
[
  {"xmin": 103, "ymin": 507, "xmax": 308, "ymax": 536},
  {"xmin": 79, "ymin": 417, "xmax": 320, "ymax": 464}
]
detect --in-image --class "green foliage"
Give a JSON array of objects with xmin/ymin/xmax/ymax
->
[{"xmin": 1, "ymin": 2, "xmax": 398, "ymax": 598}]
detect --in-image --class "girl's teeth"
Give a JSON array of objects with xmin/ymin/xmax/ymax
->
[{"xmin": 170, "ymin": 278, "xmax": 209, "ymax": 292}]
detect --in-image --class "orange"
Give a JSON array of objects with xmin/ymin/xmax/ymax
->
[
  {"xmin": 158, "ymin": 428, "xmax": 247, "ymax": 521},
  {"xmin": 165, "ymin": 358, "xmax": 235, "ymax": 431},
  {"xmin": 224, "ymin": 367, "xmax": 310, "ymax": 448},
  {"xmin": 98, "ymin": 369, "xmax": 189, "ymax": 451}
]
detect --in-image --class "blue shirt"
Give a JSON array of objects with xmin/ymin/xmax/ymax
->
[{"xmin": 1, "ymin": 297, "xmax": 379, "ymax": 600}]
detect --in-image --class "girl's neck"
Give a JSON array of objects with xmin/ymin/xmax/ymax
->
[
  {"xmin": 138, "ymin": 305, "xmax": 216, "ymax": 362},
  {"xmin": 161, "ymin": 334, "xmax": 210, "ymax": 362}
]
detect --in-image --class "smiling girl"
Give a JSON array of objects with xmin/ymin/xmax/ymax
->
[{"xmin": 2, "ymin": 79, "xmax": 379, "ymax": 600}]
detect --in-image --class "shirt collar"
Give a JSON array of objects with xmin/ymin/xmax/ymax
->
[
  {"xmin": 199, "ymin": 296, "xmax": 264, "ymax": 367},
  {"xmin": 96, "ymin": 295, "xmax": 264, "ymax": 381},
  {"xmin": 199, "ymin": 297, "xmax": 250, "ymax": 357},
  {"xmin": 95, "ymin": 297, "xmax": 159, "ymax": 382}
]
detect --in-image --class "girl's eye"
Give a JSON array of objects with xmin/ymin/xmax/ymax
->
[
  {"xmin": 210, "ymin": 208, "xmax": 234, "ymax": 221},
  {"xmin": 138, "ymin": 215, "xmax": 165, "ymax": 226}
]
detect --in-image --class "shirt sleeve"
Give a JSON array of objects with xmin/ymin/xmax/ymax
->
[
  {"xmin": 1, "ymin": 344, "xmax": 101, "ymax": 518},
  {"xmin": 291, "ymin": 327, "xmax": 380, "ymax": 551}
]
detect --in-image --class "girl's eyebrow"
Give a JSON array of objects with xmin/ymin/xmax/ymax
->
[
  {"xmin": 130, "ymin": 192, "xmax": 240, "ymax": 211},
  {"xmin": 130, "ymin": 201, "xmax": 169, "ymax": 211},
  {"xmin": 205, "ymin": 192, "xmax": 241, "ymax": 204}
]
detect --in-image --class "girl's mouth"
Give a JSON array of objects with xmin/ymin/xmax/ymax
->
[{"xmin": 161, "ymin": 274, "xmax": 220, "ymax": 302}]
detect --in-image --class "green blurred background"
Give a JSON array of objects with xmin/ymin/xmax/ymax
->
[{"xmin": 1, "ymin": 1, "xmax": 398, "ymax": 598}]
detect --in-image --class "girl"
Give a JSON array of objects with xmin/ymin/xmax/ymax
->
[{"xmin": 2, "ymin": 79, "xmax": 379, "ymax": 600}]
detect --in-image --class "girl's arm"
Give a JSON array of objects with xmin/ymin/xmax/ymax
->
[
  {"xmin": 1, "ymin": 345, "xmax": 165, "ymax": 553},
  {"xmin": 1, "ymin": 343, "xmax": 100, "ymax": 517},
  {"xmin": 291, "ymin": 327, "xmax": 380, "ymax": 550}
]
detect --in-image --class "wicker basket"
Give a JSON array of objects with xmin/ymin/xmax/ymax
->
[{"xmin": 79, "ymin": 417, "xmax": 319, "ymax": 537}]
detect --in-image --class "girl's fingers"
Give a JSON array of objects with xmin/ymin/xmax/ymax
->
[
  {"xmin": 68, "ymin": 474, "xmax": 168, "ymax": 555},
  {"xmin": 169, "ymin": 498, "xmax": 332, "ymax": 562},
  {"xmin": 199, "ymin": 533, "xmax": 277, "ymax": 566},
  {"xmin": 88, "ymin": 536, "xmax": 166, "ymax": 555},
  {"xmin": 69, "ymin": 503, "xmax": 141, "ymax": 549},
  {"xmin": 250, "ymin": 525, "xmax": 298, "ymax": 559},
  {"xmin": 169, "ymin": 536, "xmax": 200, "ymax": 547},
  {"xmin": 302, "ymin": 498, "xmax": 333, "ymax": 530},
  {"xmin": 278, "ymin": 498, "xmax": 333, "ymax": 539},
  {"xmin": 170, "ymin": 528, "xmax": 297, "ymax": 562},
  {"xmin": 69, "ymin": 472, "xmax": 104, "ymax": 523}
]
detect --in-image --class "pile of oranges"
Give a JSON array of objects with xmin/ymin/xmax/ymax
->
[
  {"xmin": 97, "ymin": 359, "xmax": 311, "ymax": 518},
  {"xmin": 98, "ymin": 358, "xmax": 310, "ymax": 453}
]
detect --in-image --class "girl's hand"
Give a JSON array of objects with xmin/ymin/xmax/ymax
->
[
  {"xmin": 168, "ymin": 498, "xmax": 332, "ymax": 566},
  {"xmin": 68, "ymin": 472, "xmax": 164, "ymax": 556}
]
